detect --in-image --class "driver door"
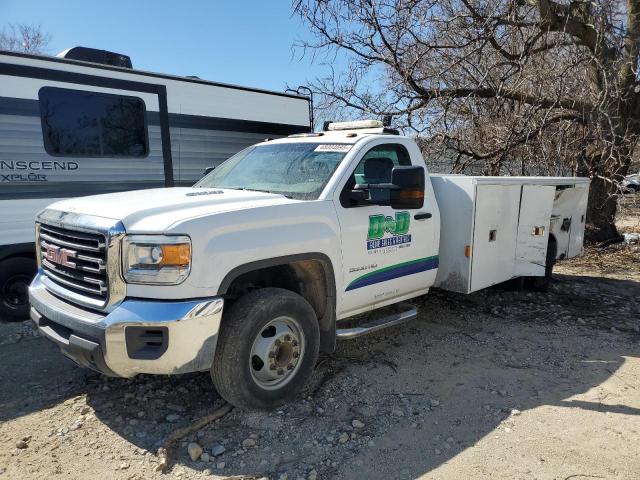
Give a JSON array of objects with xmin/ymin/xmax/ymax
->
[{"xmin": 335, "ymin": 142, "xmax": 437, "ymax": 317}]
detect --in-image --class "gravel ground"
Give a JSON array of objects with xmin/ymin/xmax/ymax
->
[
  {"xmin": 1, "ymin": 243, "xmax": 639, "ymax": 480},
  {"xmin": 617, "ymin": 194, "xmax": 640, "ymax": 233}
]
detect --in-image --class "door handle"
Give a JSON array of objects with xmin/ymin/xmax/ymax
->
[{"xmin": 414, "ymin": 212, "xmax": 432, "ymax": 220}]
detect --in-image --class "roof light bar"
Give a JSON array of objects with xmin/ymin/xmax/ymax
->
[{"xmin": 327, "ymin": 120, "xmax": 384, "ymax": 131}]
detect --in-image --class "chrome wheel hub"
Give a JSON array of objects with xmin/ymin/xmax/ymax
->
[{"xmin": 250, "ymin": 316, "xmax": 304, "ymax": 390}]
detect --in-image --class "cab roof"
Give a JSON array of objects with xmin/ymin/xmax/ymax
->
[
  {"xmin": 266, "ymin": 119, "xmax": 404, "ymax": 146},
  {"xmin": 265, "ymin": 129, "xmax": 404, "ymax": 146}
]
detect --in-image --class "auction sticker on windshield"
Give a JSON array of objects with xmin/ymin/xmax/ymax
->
[{"xmin": 314, "ymin": 144, "xmax": 352, "ymax": 152}]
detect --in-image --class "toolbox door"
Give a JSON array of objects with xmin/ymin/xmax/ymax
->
[
  {"xmin": 514, "ymin": 185, "xmax": 556, "ymax": 276},
  {"xmin": 567, "ymin": 184, "xmax": 589, "ymax": 258},
  {"xmin": 470, "ymin": 184, "xmax": 520, "ymax": 292}
]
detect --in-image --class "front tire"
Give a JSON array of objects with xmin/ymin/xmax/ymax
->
[
  {"xmin": 0, "ymin": 257, "xmax": 37, "ymax": 322},
  {"xmin": 211, "ymin": 288, "xmax": 320, "ymax": 410}
]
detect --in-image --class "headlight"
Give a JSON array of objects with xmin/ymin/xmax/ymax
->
[{"xmin": 122, "ymin": 235, "xmax": 191, "ymax": 285}]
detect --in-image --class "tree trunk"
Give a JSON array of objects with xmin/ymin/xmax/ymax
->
[
  {"xmin": 584, "ymin": 176, "xmax": 619, "ymax": 242},
  {"xmin": 577, "ymin": 139, "xmax": 635, "ymax": 243}
]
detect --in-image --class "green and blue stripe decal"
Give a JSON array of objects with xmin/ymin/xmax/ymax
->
[{"xmin": 345, "ymin": 255, "xmax": 439, "ymax": 291}]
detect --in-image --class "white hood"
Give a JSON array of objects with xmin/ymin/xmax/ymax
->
[{"xmin": 47, "ymin": 187, "xmax": 297, "ymax": 231}]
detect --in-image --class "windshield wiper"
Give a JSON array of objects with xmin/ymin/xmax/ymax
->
[
  {"xmin": 220, "ymin": 186, "xmax": 292, "ymax": 198},
  {"xmin": 245, "ymin": 188, "xmax": 294, "ymax": 199},
  {"xmin": 214, "ymin": 186, "xmax": 264, "ymax": 192},
  {"xmin": 241, "ymin": 187, "xmax": 273, "ymax": 194}
]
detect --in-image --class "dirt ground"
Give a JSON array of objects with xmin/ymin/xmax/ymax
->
[
  {"xmin": 1, "ymin": 211, "xmax": 639, "ymax": 480},
  {"xmin": 617, "ymin": 194, "xmax": 640, "ymax": 234}
]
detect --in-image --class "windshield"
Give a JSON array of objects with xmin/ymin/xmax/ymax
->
[{"xmin": 194, "ymin": 143, "xmax": 350, "ymax": 200}]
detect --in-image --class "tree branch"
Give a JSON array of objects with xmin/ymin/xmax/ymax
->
[
  {"xmin": 537, "ymin": 0, "xmax": 614, "ymax": 58},
  {"xmin": 414, "ymin": 86, "xmax": 593, "ymax": 112}
]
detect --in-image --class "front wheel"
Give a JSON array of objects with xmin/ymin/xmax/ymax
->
[
  {"xmin": 0, "ymin": 257, "xmax": 37, "ymax": 322},
  {"xmin": 211, "ymin": 288, "xmax": 320, "ymax": 410}
]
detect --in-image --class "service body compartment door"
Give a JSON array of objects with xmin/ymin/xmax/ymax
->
[
  {"xmin": 550, "ymin": 184, "xmax": 589, "ymax": 259},
  {"xmin": 470, "ymin": 184, "xmax": 520, "ymax": 292},
  {"xmin": 514, "ymin": 185, "xmax": 555, "ymax": 276},
  {"xmin": 567, "ymin": 184, "xmax": 589, "ymax": 258}
]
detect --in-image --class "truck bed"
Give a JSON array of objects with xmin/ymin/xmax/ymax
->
[{"xmin": 430, "ymin": 175, "xmax": 589, "ymax": 293}]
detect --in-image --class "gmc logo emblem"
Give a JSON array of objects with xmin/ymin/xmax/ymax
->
[{"xmin": 44, "ymin": 245, "xmax": 77, "ymax": 268}]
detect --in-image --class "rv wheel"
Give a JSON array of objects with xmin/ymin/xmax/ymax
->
[
  {"xmin": 0, "ymin": 257, "xmax": 37, "ymax": 322},
  {"xmin": 211, "ymin": 288, "xmax": 320, "ymax": 410}
]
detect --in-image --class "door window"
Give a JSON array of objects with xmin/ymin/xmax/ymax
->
[{"xmin": 340, "ymin": 143, "xmax": 412, "ymax": 207}]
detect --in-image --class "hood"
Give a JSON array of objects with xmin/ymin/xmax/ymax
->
[{"xmin": 46, "ymin": 187, "xmax": 297, "ymax": 231}]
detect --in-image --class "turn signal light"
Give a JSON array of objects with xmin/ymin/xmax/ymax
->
[
  {"xmin": 465, "ymin": 245, "xmax": 471, "ymax": 258},
  {"xmin": 160, "ymin": 243, "xmax": 191, "ymax": 266},
  {"xmin": 397, "ymin": 188, "xmax": 424, "ymax": 200}
]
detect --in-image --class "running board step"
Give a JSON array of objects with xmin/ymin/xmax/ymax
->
[{"xmin": 336, "ymin": 302, "xmax": 418, "ymax": 339}]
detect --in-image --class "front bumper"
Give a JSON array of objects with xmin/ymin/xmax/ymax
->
[{"xmin": 29, "ymin": 272, "xmax": 224, "ymax": 377}]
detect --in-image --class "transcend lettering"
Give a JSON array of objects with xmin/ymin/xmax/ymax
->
[{"xmin": 0, "ymin": 160, "xmax": 79, "ymax": 171}]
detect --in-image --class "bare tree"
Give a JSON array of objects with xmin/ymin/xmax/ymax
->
[
  {"xmin": 295, "ymin": 0, "xmax": 640, "ymax": 241},
  {"xmin": 0, "ymin": 24, "xmax": 51, "ymax": 54}
]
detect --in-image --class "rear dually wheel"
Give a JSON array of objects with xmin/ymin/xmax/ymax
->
[{"xmin": 526, "ymin": 238, "xmax": 557, "ymax": 292}]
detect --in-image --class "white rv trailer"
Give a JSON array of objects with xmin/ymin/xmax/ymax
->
[{"xmin": 0, "ymin": 47, "xmax": 312, "ymax": 320}]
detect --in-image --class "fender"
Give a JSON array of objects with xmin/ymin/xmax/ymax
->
[{"xmin": 217, "ymin": 252, "xmax": 337, "ymax": 353}]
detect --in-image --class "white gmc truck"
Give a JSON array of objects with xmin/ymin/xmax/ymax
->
[{"xmin": 28, "ymin": 120, "xmax": 590, "ymax": 409}]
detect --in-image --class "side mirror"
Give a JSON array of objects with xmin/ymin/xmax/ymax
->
[
  {"xmin": 203, "ymin": 166, "xmax": 216, "ymax": 176},
  {"xmin": 389, "ymin": 166, "xmax": 425, "ymax": 209},
  {"xmin": 351, "ymin": 165, "xmax": 425, "ymax": 209},
  {"xmin": 391, "ymin": 166, "xmax": 424, "ymax": 188}
]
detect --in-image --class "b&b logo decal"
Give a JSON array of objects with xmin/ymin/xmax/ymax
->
[{"xmin": 367, "ymin": 211, "xmax": 411, "ymax": 250}]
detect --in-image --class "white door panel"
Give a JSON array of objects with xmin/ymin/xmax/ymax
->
[
  {"xmin": 514, "ymin": 185, "xmax": 555, "ymax": 276},
  {"xmin": 550, "ymin": 186, "xmax": 588, "ymax": 258},
  {"xmin": 568, "ymin": 185, "xmax": 589, "ymax": 257},
  {"xmin": 470, "ymin": 184, "xmax": 520, "ymax": 292},
  {"xmin": 335, "ymin": 141, "xmax": 438, "ymax": 316}
]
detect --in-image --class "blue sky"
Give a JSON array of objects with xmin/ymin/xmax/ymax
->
[{"xmin": 0, "ymin": 0, "xmax": 338, "ymax": 93}]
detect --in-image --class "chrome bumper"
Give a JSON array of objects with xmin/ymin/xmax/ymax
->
[{"xmin": 29, "ymin": 272, "xmax": 224, "ymax": 377}]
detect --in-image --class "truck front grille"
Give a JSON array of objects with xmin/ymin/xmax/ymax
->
[{"xmin": 39, "ymin": 224, "xmax": 109, "ymax": 303}]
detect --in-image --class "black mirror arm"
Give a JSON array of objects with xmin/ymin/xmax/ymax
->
[
  {"xmin": 353, "ymin": 182, "xmax": 399, "ymax": 190},
  {"xmin": 349, "ymin": 188, "xmax": 369, "ymax": 203}
]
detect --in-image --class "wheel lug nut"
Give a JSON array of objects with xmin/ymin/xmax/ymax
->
[
  {"xmin": 274, "ymin": 339, "xmax": 281, "ymax": 346},
  {"xmin": 293, "ymin": 352, "xmax": 300, "ymax": 358},
  {"xmin": 277, "ymin": 368, "xmax": 284, "ymax": 375},
  {"xmin": 284, "ymin": 334, "xmax": 291, "ymax": 342},
  {"xmin": 270, "ymin": 365, "xmax": 277, "ymax": 370},
  {"xmin": 268, "ymin": 351, "xmax": 276, "ymax": 358},
  {"xmin": 287, "ymin": 364, "xmax": 294, "ymax": 370},
  {"xmin": 292, "ymin": 340, "xmax": 298, "ymax": 347}
]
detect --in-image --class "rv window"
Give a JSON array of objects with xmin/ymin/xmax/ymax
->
[{"xmin": 39, "ymin": 87, "xmax": 148, "ymax": 158}]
